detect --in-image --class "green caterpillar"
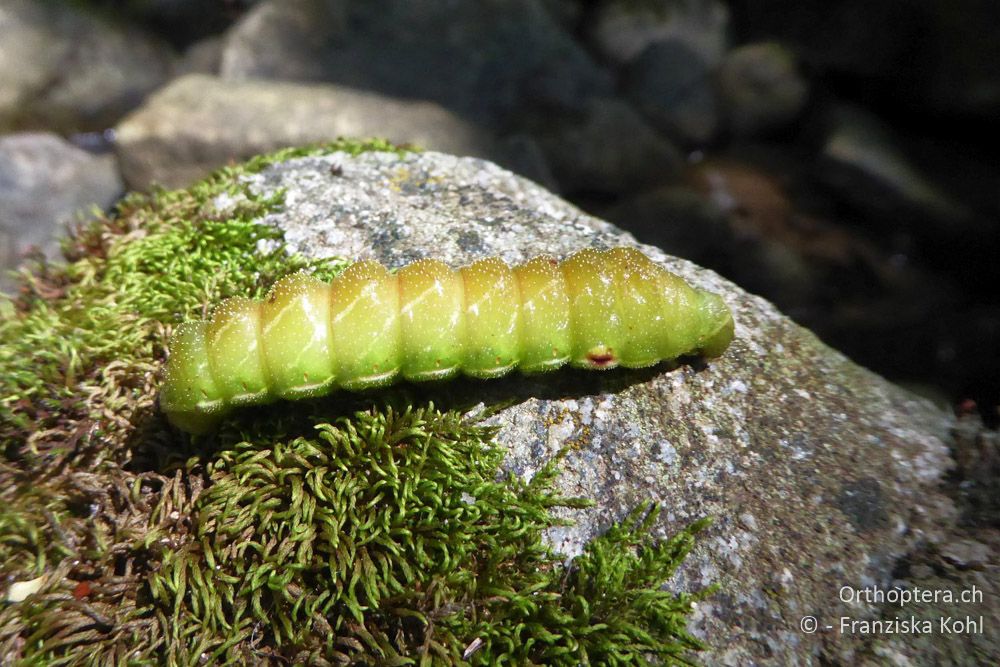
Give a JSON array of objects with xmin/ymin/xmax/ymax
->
[{"xmin": 160, "ymin": 248, "xmax": 734, "ymax": 433}]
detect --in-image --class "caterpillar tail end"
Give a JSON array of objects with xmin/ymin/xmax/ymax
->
[
  {"xmin": 696, "ymin": 290, "xmax": 735, "ymax": 358},
  {"xmin": 160, "ymin": 321, "xmax": 228, "ymax": 435}
]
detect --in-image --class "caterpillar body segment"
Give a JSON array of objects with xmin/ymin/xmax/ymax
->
[{"xmin": 160, "ymin": 248, "xmax": 735, "ymax": 433}]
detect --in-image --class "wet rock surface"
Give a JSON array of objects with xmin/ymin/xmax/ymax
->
[{"xmin": 231, "ymin": 149, "xmax": 958, "ymax": 665}]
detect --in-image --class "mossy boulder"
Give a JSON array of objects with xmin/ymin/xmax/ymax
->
[
  {"xmin": 0, "ymin": 141, "xmax": 709, "ymax": 666},
  {"xmin": 0, "ymin": 143, "xmax": 956, "ymax": 665},
  {"xmin": 226, "ymin": 148, "xmax": 956, "ymax": 664}
]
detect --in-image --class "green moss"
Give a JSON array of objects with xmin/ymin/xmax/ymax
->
[
  {"xmin": 0, "ymin": 139, "xmax": 399, "ymax": 462},
  {"xmin": 0, "ymin": 139, "xmax": 713, "ymax": 665},
  {"xmin": 3, "ymin": 404, "xmax": 711, "ymax": 666},
  {"xmin": 0, "ymin": 464, "xmax": 77, "ymax": 577},
  {"xmin": 154, "ymin": 406, "xmax": 712, "ymax": 665}
]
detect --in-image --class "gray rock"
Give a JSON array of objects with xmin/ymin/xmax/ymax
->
[
  {"xmin": 718, "ymin": 42, "xmax": 808, "ymax": 138},
  {"xmin": 951, "ymin": 415, "xmax": 1000, "ymax": 525},
  {"xmin": 0, "ymin": 1, "xmax": 67, "ymax": 126},
  {"xmin": 940, "ymin": 538, "xmax": 992, "ymax": 569},
  {"xmin": 860, "ymin": 527, "xmax": 1000, "ymax": 665},
  {"xmin": 590, "ymin": 0, "xmax": 730, "ymax": 67},
  {"xmin": 113, "ymin": 74, "xmax": 499, "ymax": 189},
  {"xmin": 176, "ymin": 36, "xmax": 223, "ymax": 77},
  {"xmin": 0, "ymin": 0, "xmax": 175, "ymax": 132},
  {"xmin": 623, "ymin": 40, "xmax": 720, "ymax": 146},
  {"xmin": 494, "ymin": 133, "xmax": 559, "ymax": 193},
  {"xmin": 219, "ymin": 0, "xmax": 612, "ymax": 126},
  {"xmin": 227, "ymin": 149, "xmax": 956, "ymax": 664},
  {"xmin": 604, "ymin": 184, "xmax": 731, "ymax": 266},
  {"xmin": 532, "ymin": 97, "xmax": 684, "ymax": 194},
  {"xmin": 0, "ymin": 132, "xmax": 123, "ymax": 293}
]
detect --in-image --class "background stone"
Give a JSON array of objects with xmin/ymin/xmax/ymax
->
[
  {"xmin": 729, "ymin": 0, "xmax": 1000, "ymax": 121},
  {"xmin": 604, "ymin": 184, "xmax": 731, "ymax": 267},
  {"xmin": 0, "ymin": 132, "xmax": 123, "ymax": 293},
  {"xmin": 114, "ymin": 74, "xmax": 499, "ymax": 189},
  {"xmin": 728, "ymin": 0, "xmax": 919, "ymax": 81},
  {"xmin": 817, "ymin": 105, "xmax": 969, "ymax": 233},
  {"xmin": 717, "ymin": 42, "xmax": 808, "ymax": 138},
  {"xmin": 623, "ymin": 39, "xmax": 720, "ymax": 147},
  {"xmin": 175, "ymin": 36, "xmax": 223, "ymax": 77},
  {"xmin": 530, "ymin": 97, "xmax": 684, "ymax": 195},
  {"xmin": 0, "ymin": 0, "xmax": 174, "ymax": 132},
  {"xmin": 218, "ymin": 0, "xmax": 612, "ymax": 127},
  {"xmin": 589, "ymin": 0, "xmax": 730, "ymax": 67}
]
